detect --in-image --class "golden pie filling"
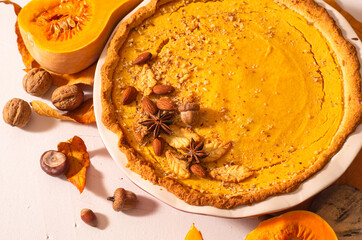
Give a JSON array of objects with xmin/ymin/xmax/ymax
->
[{"xmin": 102, "ymin": 0, "xmax": 361, "ymax": 208}]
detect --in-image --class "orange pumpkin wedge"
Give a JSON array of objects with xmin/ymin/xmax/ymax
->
[
  {"xmin": 185, "ymin": 224, "xmax": 204, "ymax": 240},
  {"xmin": 18, "ymin": 0, "xmax": 142, "ymax": 74},
  {"xmin": 245, "ymin": 211, "xmax": 337, "ymax": 240}
]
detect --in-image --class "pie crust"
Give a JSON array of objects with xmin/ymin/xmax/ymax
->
[{"xmin": 101, "ymin": 0, "xmax": 362, "ymax": 208}]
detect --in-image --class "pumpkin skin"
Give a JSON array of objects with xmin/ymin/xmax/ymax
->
[
  {"xmin": 18, "ymin": 0, "xmax": 142, "ymax": 74},
  {"xmin": 245, "ymin": 211, "xmax": 337, "ymax": 240}
]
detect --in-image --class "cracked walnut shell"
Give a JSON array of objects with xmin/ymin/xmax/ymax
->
[{"xmin": 3, "ymin": 98, "xmax": 31, "ymax": 127}]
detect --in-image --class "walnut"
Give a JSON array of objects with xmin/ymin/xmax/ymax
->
[
  {"xmin": 51, "ymin": 85, "xmax": 84, "ymax": 111},
  {"xmin": 23, "ymin": 68, "xmax": 52, "ymax": 97},
  {"xmin": 3, "ymin": 98, "xmax": 31, "ymax": 127}
]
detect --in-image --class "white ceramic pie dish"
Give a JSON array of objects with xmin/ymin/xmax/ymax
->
[{"xmin": 93, "ymin": 0, "xmax": 362, "ymax": 218}]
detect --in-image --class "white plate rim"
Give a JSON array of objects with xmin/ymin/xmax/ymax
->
[{"xmin": 93, "ymin": 0, "xmax": 362, "ymax": 218}]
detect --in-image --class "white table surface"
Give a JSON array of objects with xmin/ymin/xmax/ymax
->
[{"xmin": 0, "ymin": 0, "xmax": 360, "ymax": 239}]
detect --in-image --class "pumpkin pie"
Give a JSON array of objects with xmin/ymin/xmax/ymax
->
[{"xmin": 101, "ymin": 0, "xmax": 362, "ymax": 208}]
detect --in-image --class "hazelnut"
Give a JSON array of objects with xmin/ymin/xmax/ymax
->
[
  {"xmin": 40, "ymin": 150, "xmax": 68, "ymax": 176},
  {"xmin": 107, "ymin": 188, "xmax": 137, "ymax": 211},
  {"xmin": 51, "ymin": 85, "xmax": 84, "ymax": 111},
  {"xmin": 23, "ymin": 68, "xmax": 52, "ymax": 97},
  {"xmin": 80, "ymin": 208, "xmax": 98, "ymax": 227},
  {"xmin": 178, "ymin": 102, "xmax": 200, "ymax": 126},
  {"xmin": 3, "ymin": 98, "xmax": 31, "ymax": 127}
]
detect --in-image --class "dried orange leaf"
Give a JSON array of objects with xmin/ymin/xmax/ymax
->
[
  {"xmin": 185, "ymin": 224, "xmax": 204, "ymax": 240},
  {"xmin": 0, "ymin": 0, "xmax": 20, "ymax": 15},
  {"xmin": 31, "ymin": 99, "xmax": 95, "ymax": 124},
  {"xmin": 1, "ymin": 0, "xmax": 39, "ymax": 69},
  {"xmin": 15, "ymin": 22, "xmax": 40, "ymax": 69},
  {"xmin": 51, "ymin": 63, "xmax": 96, "ymax": 87},
  {"xmin": 58, "ymin": 136, "xmax": 90, "ymax": 193},
  {"xmin": 64, "ymin": 98, "xmax": 96, "ymax": 124}
]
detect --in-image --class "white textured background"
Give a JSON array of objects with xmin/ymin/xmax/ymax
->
[{"xmin": 0, "ymin": 0, "xmax": 360, "ymax": 239}]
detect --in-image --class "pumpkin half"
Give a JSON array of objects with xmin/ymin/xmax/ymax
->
[
  {"xmin": 18, "ymin": 0, "xmax": 142, "ymax": 74},
  {"xmin": 245, "ymin": 211, "xmax": 337, "ymax": 240}
]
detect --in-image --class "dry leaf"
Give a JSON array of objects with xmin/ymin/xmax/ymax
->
[
  {"xmin": 15, "ymin": 22, "xmax": 40, "ymax": 69},
  {"xmin": 58, "ymin": 136, "xmax": 90, "ymax": 193},
  {"xmin": 51, "ymin": 63, "xmax": 96, "ymax": 87},
  {"xmin": 0, "ymin": 0, "xmax": 21, "ymax": 14},
  {"xmin": 0, "ymin": 0, "xmax": 39, "ymax": 69},
  {"xmin": 31, "ymin": 98, "xmax": 95, "ymax": 124}
]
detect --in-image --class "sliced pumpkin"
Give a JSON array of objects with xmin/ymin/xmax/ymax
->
[
  {"xmin": 18, "ymin": 0, "xmax": 142, "ymax": 74},
  {"xmin": 245, "ymin": 210, "xmax": 337, "ymax": 240},
  {"xmin": 185, "ymin": 224, "xmax": 204, "ymax": 240}
]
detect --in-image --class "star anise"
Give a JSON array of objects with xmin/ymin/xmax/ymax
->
[
  {"xmin": 139, "ymin": 111, "xmax": 174, "ymax": 138},
  {"xmin": 180, "ymin": 138, "xmax": 209, "ymax": 167}
]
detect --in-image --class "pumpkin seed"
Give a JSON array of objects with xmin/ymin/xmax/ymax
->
[
  {"xmin": 54, "ymin": 24, "xmax": 61, "ymax": 40},
  {"xmin": 58, "ymin": 20, "xmax": 69, "ymax": 30},
  {"xmin": 67, "ymin": 17, "xmax": 76, "ymax": 28}
]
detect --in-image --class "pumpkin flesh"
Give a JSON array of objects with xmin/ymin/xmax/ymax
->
[
  {"xmin": 18, "ymin": 0, "xmax": 143, "ymax": 73},
  {"xmin": 245, "ymin": 211, "xmax": 338, "ymax": 240}
]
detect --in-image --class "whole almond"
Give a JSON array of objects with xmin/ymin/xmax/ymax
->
[
  {"xmin": 190, "ymin": 164, "xmax": 208, "ymax": 178},
  {"xmin": 157, "ymin": 98, "xmax": 175, "ymax": 111},
  {"xmin": 122, "ymin": 86, "xmax": 138, "ymax": 105},
  {"xmin": 152, "ymin": 85, "xmax": 175, "ymax": 95},
  {"xmin": 152, "ymin": 137, "xmax": 165, "ymax": 156},
  {"xmin": 142, "ymin": 97, "xmax": 158, "ymax": 115},
  {"xmin": 133, "ymin": 52, "xmax": 152, "ymax": 65}
]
